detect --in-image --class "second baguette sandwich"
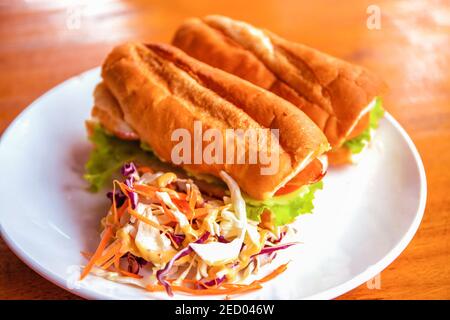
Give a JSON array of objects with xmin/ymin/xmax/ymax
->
[{"xmin": 172, "ymin": 15, "xmax": 387, "ymax": 164}]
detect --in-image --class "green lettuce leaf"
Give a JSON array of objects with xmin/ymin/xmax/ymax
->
[
  {"xmin": 244, "ymin": 181, "xmax": 323, "ymax": 226},
  {"xmin": 344, "ymin": 97, "xmax": 384, "ymax": 154},
  {"xmin": 84, "ymin": 125, "xmax": 152, "ymax": 191}
]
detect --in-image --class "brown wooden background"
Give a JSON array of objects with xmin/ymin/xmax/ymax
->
[{"xmin": 0, "ymin": 0, "xmax": 449, "ymax": 299}]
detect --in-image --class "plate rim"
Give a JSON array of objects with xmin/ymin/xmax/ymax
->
[{"xmin": 0, "ymin": 68, "xmax": 427, "ymax": 300}]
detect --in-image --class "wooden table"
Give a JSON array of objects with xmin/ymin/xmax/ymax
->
[{"xmin": 0, "ymin": 0, "xmax": 449, "ymax": 300}]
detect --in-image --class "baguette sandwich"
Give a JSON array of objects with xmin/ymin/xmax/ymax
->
[
  {"xmin": 82, "ymin": 43, "xmax": 330, "ymax": 295},
  {"xmin": 172, "ymin": 15, "xmax": 387, "ymax": 164}
]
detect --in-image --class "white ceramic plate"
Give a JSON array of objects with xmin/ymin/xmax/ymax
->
[{"xmin": 0, "ymin": 68, "xmax": 426, "ymax": 300}]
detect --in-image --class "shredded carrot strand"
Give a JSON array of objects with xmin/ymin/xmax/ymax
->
[
  {"xmin": 137, "ymin": 166, "xmax": 153, "ymax": 174},
  {"xmin": 101, "ymin": 256, "xmax": 117, "ymax": 270},
  {"xmin": 169, "ymin": 283, "xmax": 262, "ymax": 296},
  {"xmin": 156, "ymin": 213, "xmax": 176, "ymax": 226},
  {"xmin": 95, "ymin": 240, "xmax": 122, "ymax": 267},
  {"xmin": 117, "ymin": 201, "xmax": 128, "ymax": 221},
  {"xmin": 145, "ymin": 264, "xmax": 288, "ymax": 296},
  {"xmin": 128, "ymin": 208, "xmax": 167, "ymax": 232},
  {"xmin": 172, "ymin": 199, "xmax": 211, "ymax": 220},
  {"xmin": 145, "ymin": 280, "xmax": 262, "ymax": 296},
  {"xmin": 134, "ymin": 184, "xmax": 186, "ymax": 200},
  {"xmin": 192, "ymin": 207, "xmax": 210, "ymax": 219},
  {"xmin": 112, "ymin": 182, "xmax": 119, "ymax": 225},
  {"xmin": 134, "ymin": 184, "xmax": 157, "ymax": 197},
  {"xmin": 166, "ymin": 233, "xmax": 180, "ymax": 249},
  {"xmin": 189, "ymin": 189, "xmax": 197, "ymax": 210},
  {"xmin": 156, "ymin": 195, "xmax": 178, "ymax": 222},
  {"xmin": 172, "ymin": 198, "xmax": 193, "ymax": 218},
  {"xmin": 101, "ymin": 247, "xmax": 123, "ymax": 270},
  {"xmin": 168, "ymin": 278, "xmax": 198, "ymax": 284},
  {"xmin": 113, "ymin": 254, "xmax": 121, "ymax": 270},
  {"xmin": 115, "ymin": 180, "xmax": 133, "ymax": 197},
  {"xmin": 80, "ymin": 226, "xmax": 113, "ymax": 280},
  {"xmin": 118, "ymin": 269, "xmax": 144, "ymax": 279},
  {"xmin": 256, "ymin": 263, "xmax": 289, "ymax": 283},
  {"xmin": 146, "ymin": 284, "xmax": 166, "ymax": 292},
  {"xmin": 100, "ymin": 249, "xmax": 123, "ymax": 272}
]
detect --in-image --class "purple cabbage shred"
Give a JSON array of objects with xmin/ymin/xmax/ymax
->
[
  {"xmin": 106, "ymin": 191, "xmax": 127, "ymax": 208},
  {"xmin": 170, "ymin": 233, "xmax": 186, "ymax": 247},
  {"xmin": 252, "ymin": 243, "xmax": 297, "ymax": 258},
  {"xmin": 156, "ymin": 232, "xmax": 210, "ymax": 296},
  {"xmin": 121, "ymin": 162, "xmax": 137, "ymax": 177},
  {"xmin": 201, "ymin": 276, "xmax": 226, "ymax": 288}
]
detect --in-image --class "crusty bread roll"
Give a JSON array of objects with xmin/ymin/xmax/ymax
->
[
  {"xmin": 172, "ymin": 15, "xmax": 386, "ymax": 147},
  {"xmin": 95, "ymin": 42, "xmax": 329, "ymax": 200}
]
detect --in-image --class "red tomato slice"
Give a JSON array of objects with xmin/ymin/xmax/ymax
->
[
  {"xmin": 274, "ymin": 184, "xmax": 303, "ymax": 196},
  {"xmin": 274, "ymin": 157, "xmax": 326, "ymax": 196}
]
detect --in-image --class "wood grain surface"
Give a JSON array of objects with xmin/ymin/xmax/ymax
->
[{"xmin": 0, "ymin": 0, "xmax": 449, "ymax": 300}]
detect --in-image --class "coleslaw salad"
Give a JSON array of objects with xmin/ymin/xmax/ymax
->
[{"xmin": 80, "ymin": 162, "xmax": 297, "ymax": 297}]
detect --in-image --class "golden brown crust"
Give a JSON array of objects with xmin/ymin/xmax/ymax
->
[
  {"xmin": 172, "ymin": 15, "xmax": 387, "ymax": 147},
  {"xmin": 98, "ymin": 42, "xmax": 329, "ymax": 200},
  {"xmin": 172, "ymin": 18, "xmax": 276, "ymax": 89}
]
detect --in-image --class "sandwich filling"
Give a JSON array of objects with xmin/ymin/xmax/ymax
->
[
  {"xmin": 85, "ymin": 124, "xmax": 325, "ymax": 228},
  {"xmin": 328, "ymin": 97, "xmax": 384, "ymax": 164},
  {"xmin": 343, "ymin": 97, "xmax": 384, "ymax": 154}
]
